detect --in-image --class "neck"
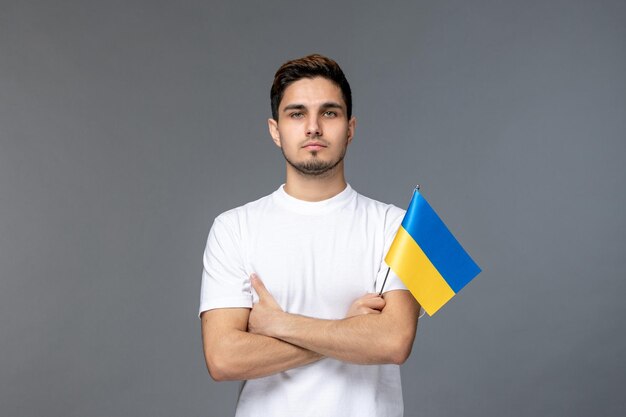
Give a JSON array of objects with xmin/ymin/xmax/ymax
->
[{"xmin": 283, "ymin": 162, "xmax": 348, "ymax": 202}]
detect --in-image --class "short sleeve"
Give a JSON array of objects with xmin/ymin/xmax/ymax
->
[
  {"xmin": 375, "ymin": 205, "xmax": 410, "ymax": 294},
  {"xmin": 198, "ymin": 215, "xmax": 252, "ymax": 318}
]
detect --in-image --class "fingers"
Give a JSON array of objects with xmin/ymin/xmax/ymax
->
[
  {"xmin": 345, "ymin": 293, "xmax": 387, "ymax": 318},
  {"xmin": 346, "ymin": 304, "xmax": 384, "ymax": 318},
  {"xmin": 363, "ymin": 296, "xmax": 386, "ymax": 311},
  {"xmin": 357, "ymin": 294, "xmax": 385, "ymax": 311}
]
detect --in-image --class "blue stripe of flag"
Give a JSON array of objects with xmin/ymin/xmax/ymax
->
[{"xmin": 401, "ymin": 190, "xmax": 481, "ymax": 293}]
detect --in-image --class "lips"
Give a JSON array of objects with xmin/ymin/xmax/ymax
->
[{"xmin": 302, "ymin": 142, "xmax": 327, "ymax": 150}]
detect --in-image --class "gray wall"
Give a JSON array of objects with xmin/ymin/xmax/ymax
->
[{"xmin": 1, "ymin": 1, "xmax": 624, "ymax": 416}]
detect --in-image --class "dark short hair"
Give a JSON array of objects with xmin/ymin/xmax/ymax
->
[{"xmin": 270, "ymin": 54, "xmax": 352, "ymax": 120}]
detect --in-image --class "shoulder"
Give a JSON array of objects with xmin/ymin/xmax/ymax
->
[
  {"xmin": 352, "ymin": 189, "xmax": 406, "ymax": 226},
  {"xmin": 214, "ymin": 192, "xmax": 274, "ymax": 225},
  {"xmin": 208, "ymin": 191, "xmax": 277, "ymax": 243}
]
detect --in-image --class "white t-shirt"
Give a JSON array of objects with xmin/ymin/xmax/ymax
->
[{"xmin": 199, "ymin": 183, "xmax": 409, "ymax": 417}]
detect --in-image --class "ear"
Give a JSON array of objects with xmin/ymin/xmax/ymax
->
[
  {"xmin": 268, "ymin": 118, "xmax": 282, "ymax": 148},
  {"xmin": 347, "ymin": 116, "xmax": 357, "ymax": 145}
]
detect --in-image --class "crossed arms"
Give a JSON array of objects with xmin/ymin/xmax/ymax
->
[{"xmin": 201, "ymin": 274, "xmax": 420, "ymax": 381}]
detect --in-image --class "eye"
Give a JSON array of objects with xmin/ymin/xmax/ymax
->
[
  {"xmin": 323, "ymin": 111, "xmax": 337, "ymax": 118},
  {"xmin": 290, "ymin": 112, "xmax": 304, "ymax": 119}
]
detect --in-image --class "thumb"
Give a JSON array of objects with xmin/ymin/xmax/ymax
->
[{"xmin": 250, "ymin": 273, "xmax": 270, "ymax": 298}]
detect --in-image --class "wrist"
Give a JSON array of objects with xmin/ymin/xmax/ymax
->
[{"xmin": 266, "ymin": 310, "xmax": 289, "ymax": 338}]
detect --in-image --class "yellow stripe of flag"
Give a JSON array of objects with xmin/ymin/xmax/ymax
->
[{"xmin": 385, "ymin": 226, "xmax": 455, "ymax": 315}]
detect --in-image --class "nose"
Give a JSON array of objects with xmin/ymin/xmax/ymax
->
[{"xmin": 306, "ymin": 116, "xmax": 322, "ymax": 137}]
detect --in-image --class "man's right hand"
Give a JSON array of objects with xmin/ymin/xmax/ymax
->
[{"xmin": 345, "ymin": 293, "xmax": 386, "ymax": 318}]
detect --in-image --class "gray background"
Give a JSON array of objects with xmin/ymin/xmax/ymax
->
[{"xmin": 1, "ymin": 0, "xmax": 624, "ymax": 416}]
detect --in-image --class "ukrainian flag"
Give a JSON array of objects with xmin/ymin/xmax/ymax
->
[{"xmin": 385, "ymin": 187, "xmax": 481, "ymax": 316}]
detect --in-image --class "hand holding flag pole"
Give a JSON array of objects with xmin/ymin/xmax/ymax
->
[{"xmin": 378, "ymin": 185, "xmax": 481, "ymax": 316}]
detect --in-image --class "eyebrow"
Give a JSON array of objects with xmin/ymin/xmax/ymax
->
[
  {"xmin": 282, "ymin": 104, "xmax": 306, "ymax": 112},
  {"xmin": 282, "ymin": 102, "xmax": 344, "ymax": 113},
  {"xmin": 320, "ymin": 102, "xmax": 344, "ymax": 111}
]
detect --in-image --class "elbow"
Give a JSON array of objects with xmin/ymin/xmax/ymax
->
[
  {"xmin": 204, "ymin": 350, "xmax": 241, "ymax": 382},
  {"xmin": 389, "ymin": 344, "xmax": 411, "ymax": 365},
  {"xmin": 204, "ymin": 351, "xmax": 227, "ymax": 381},
  {"xmin": 206, "ymin": 362, "xmax": 228, "ymax": 382},
  {"xmin": 387, "ymin": 332, "xmax": 416, "ymax": 365}
]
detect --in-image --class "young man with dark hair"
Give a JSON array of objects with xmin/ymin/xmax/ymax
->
[{"xmin": 199, "ymin": 54, "xmax": 420, "ymax": 417}]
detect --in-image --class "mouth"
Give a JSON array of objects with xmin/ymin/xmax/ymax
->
[{"xmin": 302, "ymin": 142, "xmax": 327, "ymax": 151}]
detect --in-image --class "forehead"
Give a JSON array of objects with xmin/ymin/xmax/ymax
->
[{"xmin": 280, "ymin": 77, "xmax": 345, "ymax": 108}]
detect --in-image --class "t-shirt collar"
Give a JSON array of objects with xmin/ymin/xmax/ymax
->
[{"xmin": 273, "ymin": 183, "xmax": 355, "ymax": 215}]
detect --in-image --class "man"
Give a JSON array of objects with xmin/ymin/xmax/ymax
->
[{"xmin": 199, "ymin": 54, "xmax": 421, "ymax": 417}]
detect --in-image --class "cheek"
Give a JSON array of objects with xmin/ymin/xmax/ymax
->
[{"xmin": 280, "ymin": 126, "xmax": 302, "ymax": 142}]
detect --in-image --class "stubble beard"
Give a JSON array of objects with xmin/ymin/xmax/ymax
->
[{"xmin": 281, "ymin": 145, "xmax": 347, "ymax": 178}]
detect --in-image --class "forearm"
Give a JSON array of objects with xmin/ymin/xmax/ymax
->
[
  {"xmin": 206, "ymin": 328, "xmax": 322, "ymax": 381},
  {"xmin": 268, "ymin": 312, "xmax": 414, "ymax": 365},
  {"xmin": 202, "ymin": 307, "xmax": 323, "ymax": 381},
  {"xmin": 247, "ymin": 278, "xmax": 419, "ymax": 367}
]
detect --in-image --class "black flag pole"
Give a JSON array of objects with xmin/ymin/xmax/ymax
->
[
  {"xmin": 378, "ymin": 184, "xmax": 420, "ymax": 297},
  {"xmin": 378, "ymin": 267, "xmax": 391, "ymax": 296}
]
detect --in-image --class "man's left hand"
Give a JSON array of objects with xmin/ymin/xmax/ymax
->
[{"xmin": 248, "ymin": 273, "xmax": 284, "ymax": 337}]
